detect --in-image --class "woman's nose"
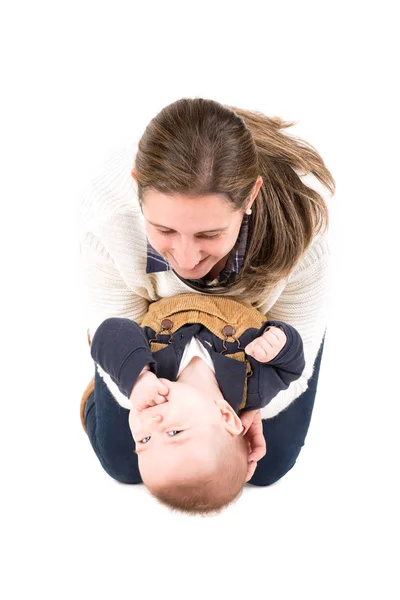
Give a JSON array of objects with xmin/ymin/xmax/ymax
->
[{"xmin": 173, "ymin": 238, "xmax": 202, "ymax": 269}]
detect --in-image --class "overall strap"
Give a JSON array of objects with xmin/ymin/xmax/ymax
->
[
  {"xmin": 140, "ymin": 293, "xmax": 267, "ymax": 340},
  {"xmin": 141, "ymin": 294, "xmax": 266, "ymax": 412}
]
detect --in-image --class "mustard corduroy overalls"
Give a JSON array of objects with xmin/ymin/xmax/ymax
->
[{"xmin": 80, "ymin": 294, "xmax": 268, "ymax": 432}]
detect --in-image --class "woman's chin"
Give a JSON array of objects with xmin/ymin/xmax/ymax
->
[
  {"xmin": 173, "ymin": 257, "xmax": 212, "ymax": 278},
  {"xmin": 177, "ymin": 267, "xmax": 208, "ymax": 279}
]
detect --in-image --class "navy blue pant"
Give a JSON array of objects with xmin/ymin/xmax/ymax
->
[{"xmin": 84, "ymin": 338, "xmax": 325, "ymax": 486}]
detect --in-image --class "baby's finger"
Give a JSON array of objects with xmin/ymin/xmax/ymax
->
[
  {"xmin": 263, "ymin": 327, "xmax": 280, "ymax": 343},
  {"xmin": 133, "ymin": 398, "xmax": 156, "ymax": 412},
  {"xmin": 157, "ymin": 382, "xmax": 169, "ymax": 396},
  {"xmin": 158, "ymin": 378, "xmax": 170, "ymax": 390},
  {"xmin": 154, "ymin": 378, "xmax": 169, "ymax": 395},
  {"xmin": 264, "ymin": 326, "xmax": 286, "ymax": 347},
  {"xmin": 253, "ymin": 337, "xmax": 273, "ymax": 361},
  {"xmin": 154, "ymin": 393, "xmax": 168, "ymax": 405},
  {"xmin": 257, "ymin": 335, "xmax": 274, "ymax": 351},
  {"xmin": 244, "ymin": 342, "xmax": 254, "ymax": 354}
]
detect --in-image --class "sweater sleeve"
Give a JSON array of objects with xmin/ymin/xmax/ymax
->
[
  {"xmin": 90, "ymin": 318, "xmax": 155, "ymax": 399},
  {"xmin": 78, "ymin": 145, "xmax": 155, "ymax": 408},
  {"xmin": 79, "ymin": 233, "xmax": 150, "ymax": 409},
  {"xmin": 78, "ymin": 145, "xmax": 199, "ymax": 409},
  {"xmin": 258, "ymin": 235, "xmax": 330, "ymax": 419}
]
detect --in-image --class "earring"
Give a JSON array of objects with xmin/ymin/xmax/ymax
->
[{"xmin": 245, "ymin": 208, "xmax": 252, "ymax": 215}]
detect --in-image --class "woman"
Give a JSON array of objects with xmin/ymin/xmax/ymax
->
[{"xmin": 80, "ymin": 97, "xmax": 334, "ymax": 487}]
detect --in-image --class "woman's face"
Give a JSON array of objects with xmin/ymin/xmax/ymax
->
[{"xmin": 141, "ymin": 190, "xmax": 244, "ymax": 280}]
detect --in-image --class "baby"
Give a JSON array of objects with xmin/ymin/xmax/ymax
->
[{"xmin": 88, "ymin": 294, "xmax": 305, "ymax": 515}]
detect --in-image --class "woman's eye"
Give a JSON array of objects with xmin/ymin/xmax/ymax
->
[
  {"xmin": 198, "ymin": 233, "xmax": 221, "ymax": 240},
  {"xmin": 167, "ymin": 430, "xmax": 182, "ymax": 437},
  {"xmin": 157, "ymin": 230, "xmax": 221, "ymax": 240}
]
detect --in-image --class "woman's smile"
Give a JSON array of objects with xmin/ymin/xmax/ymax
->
[{"xmin": 170, "ymin": 254, "xmax": 210, "ymax": 272}]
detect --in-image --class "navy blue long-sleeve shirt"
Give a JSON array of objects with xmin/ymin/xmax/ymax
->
[{"xmin": 90, "ymin": 317, "xmax": 305, "ymax": 415}]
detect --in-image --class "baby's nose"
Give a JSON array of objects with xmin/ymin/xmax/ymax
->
[{"xmin": 148, "ymin": 414, "xmax": 163, "ymax": 423}]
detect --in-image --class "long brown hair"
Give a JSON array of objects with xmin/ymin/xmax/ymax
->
[{"xmin": 134, "ymin": 98, "xmax": 335, "ymax": 304}]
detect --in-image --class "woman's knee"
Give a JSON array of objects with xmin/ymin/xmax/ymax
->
[
  {"xmin": 247, "ymin": 455, "xmax": 298, "ymax": 487},
  {"xmin": 102, "ymin": 463, "xmax": 143, "ymax": 485},
  {"xmin": 92, "ymin": 447, "xmax": 143, "ymax": 484}
]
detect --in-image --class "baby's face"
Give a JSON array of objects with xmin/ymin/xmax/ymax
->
[{"xmin": 129, "ymin": 379, "xmax": 231, "ymax": 485}]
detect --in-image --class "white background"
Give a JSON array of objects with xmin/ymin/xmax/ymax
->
[{"xmin": 1, "ymin": 1, "xmax": 399, "ymax": 598}]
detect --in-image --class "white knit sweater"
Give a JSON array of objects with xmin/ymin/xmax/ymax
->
[{"xmin": 79, "ymin": 145, "xmax": 330, "ymax": 419}]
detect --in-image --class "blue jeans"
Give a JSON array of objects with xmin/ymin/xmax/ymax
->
[{"xmin": 84, "ymin": 338, "xmax": 325, "ymax": 486}]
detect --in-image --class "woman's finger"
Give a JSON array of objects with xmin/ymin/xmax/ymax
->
[
  {"xmin": 248, "ymin": 439, "xmax": 266, "ymax": 462},
  {"xmin": 240, "ymin": 411, "xmax": 254, "ymax": 434},
  {"xmin": 248, "ymin": 444, "xmax": 266, "ymax": 462},
  {"xmin": 246, "ymin": 460, "xmax": 258, "ymax": 482},
  {"xmin": 248, "ymin": 422, "xmax": 267, "ymax": 461}
]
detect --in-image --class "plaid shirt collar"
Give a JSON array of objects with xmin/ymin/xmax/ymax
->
[{"xmin": 146, "ymin": 214, "xmax": 249, "ymax": 288}]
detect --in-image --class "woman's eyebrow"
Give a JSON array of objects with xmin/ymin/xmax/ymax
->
[{"xmin": 147, "ymin": 220, "xmax": 228, "ymax": 234}]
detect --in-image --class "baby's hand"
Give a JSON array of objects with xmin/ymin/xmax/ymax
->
[
  {"xmin": 244, "ymin": 326, "xmax": 287, "ymax": 363},
  {"xmin": 129, "ymin": 366, "xmax": 169, "ymax": 411}
]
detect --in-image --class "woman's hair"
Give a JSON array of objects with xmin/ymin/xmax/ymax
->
[
  {"xmin": 142, "ymin": 433, "xmax": 249, "ymax": 517},
  {"xmin": 134, "ymin": 97, "xmax": 335, "ymax": 305}
]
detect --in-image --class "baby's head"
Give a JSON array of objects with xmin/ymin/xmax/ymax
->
[{"xmin": 129, "ymin": 378, "xmax": 250, "ymax": 516}]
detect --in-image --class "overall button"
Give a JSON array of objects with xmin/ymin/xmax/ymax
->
[
  {"xmin": 222, "ymin": 325, "xmax": 235, "ymax": 337},
  {"xmin": 161, "ymin": 319, "xmax": 173, "ymax": 330}
]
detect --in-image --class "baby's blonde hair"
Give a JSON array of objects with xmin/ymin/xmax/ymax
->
[{"xmin": 143, "ymin": 433, "xmax": 249, "ymax": 516}]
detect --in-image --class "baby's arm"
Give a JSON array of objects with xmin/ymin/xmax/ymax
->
[
  {"xmin": 244, "ymin": 320, "xmax": 305, "ymax": 408},
  {"xmin": 90, "ymin": 317, "xmax": 155, "ymax": 399}
]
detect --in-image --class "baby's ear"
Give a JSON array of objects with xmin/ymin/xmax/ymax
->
[
  {"xmin": 217, "ymin": 400, "xmax": 243, "ymax": 435},
  {"xmin": 215, "ymin": 396, "xmax": 230, "ymax": 409}
]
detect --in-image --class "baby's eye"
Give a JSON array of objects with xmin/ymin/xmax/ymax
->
[
  {"xmin": 138, "ymin": 431, "xmax": 182, "ymax": 444},
  {"xmin": 139, "ymin": 436, "xmax": 151, "ymax": 444}
]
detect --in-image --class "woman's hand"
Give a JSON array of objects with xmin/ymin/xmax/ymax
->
[
  {"xmin": 129, "ymin": 366, "xmax": 169, "ymax": 411},
  {"xmin": 244, "ymin": 326, "xmax": 287, "ymax": 363},
  {"xmin": 240, "ymin": 409, "xmax": 266, "ymax": 463}
]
